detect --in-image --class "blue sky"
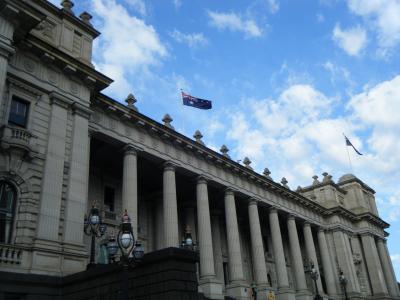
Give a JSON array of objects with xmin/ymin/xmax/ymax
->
[{"xmin": 51, "ymin": 0, "xmax": 400, "ymax": 279}]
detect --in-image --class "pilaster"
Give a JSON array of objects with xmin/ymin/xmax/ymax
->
[{"xmin": 62, "ymin": 103, "xmax": 92, "ymax": 274}]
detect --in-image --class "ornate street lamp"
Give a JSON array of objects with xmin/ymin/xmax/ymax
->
[
  {"xmin": 339, "ymin": 270, "xmax": 348, "ymax": 300},
  {"xmin": 305, "ymin": 260, "xmax": 322, "ymax": 300},
  {"xmin": 181, "ymin": 225, "xmax": 196, "ymax": 251},
  {"xmin": 84, "ymin": 201, "xmax": 107, "ymax": 269},
  {"xmin": 111, "ymin": 210, "xmax": 144, "ymax": 266},
  {"xmin": 107, "ymin": 210, "xmax": 144, "ymax": 300}
]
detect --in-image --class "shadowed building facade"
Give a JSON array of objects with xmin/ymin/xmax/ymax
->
[{"xmin": 0, "ymin": 1, "xmax": 399, "ymax": 300}]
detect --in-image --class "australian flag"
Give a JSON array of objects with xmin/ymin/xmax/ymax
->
[
  {"xmin": 344, "ymin": 134, "xmax": 363, "ymax": 155},
  {"xmin": 182, "ymin": 91, "xmax": 212, "ymax": 110}
]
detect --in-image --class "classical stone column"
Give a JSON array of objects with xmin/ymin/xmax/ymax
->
[
  {"xmin": 63, "ymin": 104, "xmax": 91, "ymax": 249},
  {"xmin": 197, "ymin": 176, "xmax": 223, "ymax": 299},
  {"xmin": 332, "ymin": 230, "xmax": 361, "ymax": 296},
  {"xmin": 224, "ymin": 188, "xmax": 247, "ymax": 299},
  {"xmin": 269, "ymin": 207, "xmax": 293, "ymax": 297},
  {"xmin": 303, "ymin": 223, "xmax": 324, "ymax": 294},
  {"xmin": 163, "ymin": 162, "xmax": 179, "ymax": 247},
  {"xmin": 122, "ymin": 144, "xmax": 139, "ymax": 238},
  {"xmin": 248, "ymin": 200, "xmax": 268, "ymax": 290},
  {"xmin": 361, "ymin": 233, "xmax": 389, "ymax": 296},
  {"xmin": 286, "ymin": 215, "xmax": 308, "ymax": 294},
  {"xmin": 380, "ymin": 239, "xmax": 400, "ymax": 297},
  {"xmin": 36, "ymin": 93, "xmax": 71, "ymax": 244},
  {"xmin": 376, "ymin": 238, "xmax": 400, "ymax": 297},
  {"xmin": 317, "ymin": 229, "xmax": 337, "ymax": 297},
  {"xmin": 211, "ymin": 213, "xmax": 224, "ymax": 283}
]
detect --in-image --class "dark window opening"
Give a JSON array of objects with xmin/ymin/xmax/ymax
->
[
  {"xmin": 104, "ymin": 186, "xmax": 115, "ymax": 212},
  {"xmin": 0, "ymin": 181, "xmax": 17, "ymax": 244},
  {"xmin": 263, "ymin": 235, "xmax": 269, "ymax": 253},
  {"xmin": 8, "ymin": 97, "xmax": 29, "ymax": 128}
]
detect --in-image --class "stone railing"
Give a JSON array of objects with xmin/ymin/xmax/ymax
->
[
  {"xmin": 0, "ymin": 244, "xmax": 23, "ymax": 265},
  {"xmin": 0, "ymin": 125, "xmax": 36, "ymax": 158}
]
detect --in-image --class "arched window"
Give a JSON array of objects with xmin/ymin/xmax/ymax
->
[{"xmin": 0, "ymin": 181, "xmax": 17, "ymax": 244}]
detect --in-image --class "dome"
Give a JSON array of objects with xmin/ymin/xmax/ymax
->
[{"xmin": 338, "ymin": 173, "xmax": 357, "ymax": 183}]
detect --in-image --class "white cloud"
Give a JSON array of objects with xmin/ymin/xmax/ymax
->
[
  {"xmin": 332, "ymin": 23, "xmax": 367, "ymax": 56},
  {"xmin": 169, "ymin": 29, "xmax": 208, "ymax": 48},
  {"xmin": 348, "ymin": 75, "xmax": 400, "ymax": 173},
  {"xmin": 90, "ymin": 0, "xmax": 167, "ymax": 98},
  {"xmin": 348, "ymin": 0, "xmax": 400, "ymax": 55},
  {"xmin": 125, "ymin": 0, "xmax": 146, "ymax": 16},
  {"xmin": 267, "ymin": 0, "xmax": 279, "ymax": 14},
  {"xmin": 207, "ymin": 11, "xmax": 263, "ymax": 38}
]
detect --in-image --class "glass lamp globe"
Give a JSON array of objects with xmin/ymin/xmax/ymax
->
[
  {"xmin": 107, "ymin": 240, "xmax": 119, "ymax": 256},
  {"xmin": 120, "ymin": 233, "xmax": 133, "ymax": 249},
  {"xmin": 90, "ymin": 214, "xmax": 99, "ymax": 225},
  {"xmin": 185, "ymin": 237, "xmax": 193, "ymax": 246},
  {"xmin": 134, "ymin": 243, "xmax": 144, "ymax": 260}
]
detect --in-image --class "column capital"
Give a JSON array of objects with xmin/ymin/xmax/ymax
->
[
  {"xmin": 287, "ymin": 213, "xmax": 296, "ymax": 221},
  {"xmin": 123, "ymin": 143, "xmax": 141, "ymax": 156},
  {"xmin": 196, "ymin": 175, "xmax": 210, "ymax": 184},
  {"xmin": 163, "ymin": 160, "xmax": 178, "ymax": 171},
  {"xmin": 49, "ymin": 91, "xmax": 73, "ymax": 109},
  {"xmin": 248, "ymin": 198, "xmax": 258, "ymax": 207},
  {"xmin": 303, "ymin": 221, "xmax": 311, "ymax": 227},
  {"xmin": 224, "ymin": 187, "xmax": 236, "ymax": 196},
  {"xmin": 317, "ymin": 226, "xmax": 328, "ymax": 233},
  {"xmin": 376, "ymin": 236, "xmax": 387, "ymax": 243},
  {"xmin": 269, "ymin": 206, "xmax": 279, "ymax": 214},
  {"xmin": 72, "ymin": 102, "xmax": 92, "ymax": 119}
]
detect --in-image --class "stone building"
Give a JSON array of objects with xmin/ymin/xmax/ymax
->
[{"xmin": 0, "ymin": 1, "xmax": 399, "ymax": 299}]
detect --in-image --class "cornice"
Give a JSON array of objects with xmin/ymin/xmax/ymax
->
[
  {"xmin": 300, "ymin": 181, "xmax": 347, "ymax": 194},
  {"xmin": 33, "ymin": 0, "xmax": 100, "ymax": 38},
  {"xmin": 20, "ymin": 35, "xmax": 113, "ymax": 92},
  {"xmin": 91, "ymin": 94, "xmax": 390, "ymax": 230}
]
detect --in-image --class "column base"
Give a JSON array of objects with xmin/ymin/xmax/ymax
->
[
  {"xmin": 225, "ymin": 281, "xmax": 249, "ymax": 300},
  {"xmin": 275, "ymin": 286, "xmax": 296, "ymax": 300},
  {"xmin": 294, "ymin": 289, "xmax": 313, "ymax": 300},
  {"xmin": 199, "ymin": 276, "xmax": 224, "ymax": 299},
  {"xmin": 254, "ymin": 283, "xmax": 270, "ymax": 299}
]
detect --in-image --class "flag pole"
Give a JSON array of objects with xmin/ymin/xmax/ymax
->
[{"xmin": 343, "ymin": 133, "xmax": 354, "ymax": 173}]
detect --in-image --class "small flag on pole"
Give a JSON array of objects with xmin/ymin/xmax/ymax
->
[
  {"xmin": 344, "ymin": 134, "xmax": 363, "ymax": 155},
  {"xmin": 181, "ymin": 91, "xmax": 212, "ymax": 110}
]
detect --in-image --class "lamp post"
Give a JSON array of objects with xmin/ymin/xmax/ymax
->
[
  {"xmin": 339, "ymin": 270, "xmax": 348, "ymax": 300},
  {"xmin": 84, "ymin": 202, "xmax": 107, "ymax": 269},
  {"xmin": 305, "ymin": 260, "xmax": 322, "ymax": 300},
  {"xmin": 107, "ymin": 210, "xmax": 144, "ymax": 300},
  {"xmin": 181, "ymin": 225, "xmax": 196, "ymax": 251}
]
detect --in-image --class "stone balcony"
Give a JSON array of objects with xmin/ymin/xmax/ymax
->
[
  {"xmin": 0, "ymin": 125, "xmax": 37, "ymax": 160},
  {"xmin": 0, "ymin": 244, "xmax": 22, "ymax": 265}
]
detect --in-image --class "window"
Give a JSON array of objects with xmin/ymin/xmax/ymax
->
[
  {"xmin": 0, "ymin": 181, "xmax": 17, "ymax": 244},
  {"xmin": 8, "ymin": 96, "xmax": 29, "ymax": 128},
  {"xmin": 104, "ymin": 186, "xmax": 115, "ymax": 212}
]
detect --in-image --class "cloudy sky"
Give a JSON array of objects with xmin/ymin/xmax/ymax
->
[{"xmin": 51, "ymin": 0, "xmax": 400, "ymax": 278}]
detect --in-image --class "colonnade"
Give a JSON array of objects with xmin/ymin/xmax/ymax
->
[{"xmin": 120, "ymin": 156, "xmax": 400, "ymax": 300}]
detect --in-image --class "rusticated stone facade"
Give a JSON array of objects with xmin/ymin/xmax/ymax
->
[{"xmin": 0, "ymin": 1, "xmax": 399, "ymax": 300}]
